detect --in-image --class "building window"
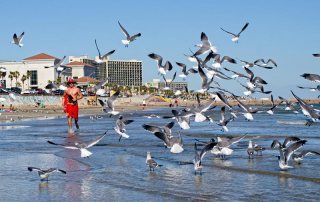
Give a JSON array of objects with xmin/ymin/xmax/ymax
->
[{"xmin": 30, "ymin": 70, "xmax": 38, "ymax": 85}]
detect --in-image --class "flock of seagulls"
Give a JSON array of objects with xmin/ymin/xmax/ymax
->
[{"xmin": 5, "ymin": 21, "xmax": 318, "ymax": 179}]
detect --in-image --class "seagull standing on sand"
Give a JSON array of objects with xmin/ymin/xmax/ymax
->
[
  {"xmin": 47, "ymin": 134, "xmax": 106, "ymax": 158},
  {"xmin": 220, "ymin": 22, "xmax": 249, "ymax": 43},
  {"xmin": 146, "ymin": 152, "xmax": 162, "ymax": 171},
  {"xmin": 28, "ymin": 167, "xmax": 66, "ymax": 181},
  {"xmin": 12, "ymin": 32, "xmax": 25, "ymax": 47},
  {"xmin": 118, "ymin": 21, "xmax": 141, "ymax": 47},
  {"xmin": 114, "ymin": 115, "xmax": 134, "ymax": 142},
  {"xmin": 94, "ymin": 39, "xmax": 115, "ymax": 63}
]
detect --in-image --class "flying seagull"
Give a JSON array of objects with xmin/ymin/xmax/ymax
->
[
  {"xmin": 217, "ymin": 106, "xmax": 235, "ymax": 132},
  {"xmin": 193, "ymin": 141, "xmax": 218, "ymax": 175},
  {"xmin": 114, "ymin": 115, "xmax": 134, "ymax": 142},
  {"xmin": 98, "ymin": 90, "xmax": 120, "ymax": 115},
  {"xmin": 142, "ymin": 121, "xmax": 175, "ymax": 139},
  {"xmin": 291, "ymin": 90, "xmax": 320, "ymax": 125},
  {"xmin": 271, "ymin": 136, "xmax": 301, "ymax": 150},
  {"xmin": 146, "ymin": 152, "xmax": 162, "ymax": 171},
  {"xmin": 162, "ymin": 72, "xmax": 177, "ymax": 90},
  {"xmin": 220, "ymin": 22, "xmax": 249, "ymax": 43},
  {"xmin": 118, "ymin": 21, "xmax": 141, "ymax": 47},
  {"xmin": 148, "ymin": 53, "xmax": 173, "ymax": 75},
  {"xmin": 94, "ymin": 39, "xmax": 115, "ymax": 63},
  {"xmin": 277, "ymin": 140, "xmax": 307, "ymax": 170},
  {"xmin": 12, "ymin": 32, "xmax": 25, "ymax": 47},
  {"xmin": 292, "ymin": 150, "xmax": 320, "ymax": 164},
  {"xmin": 301, "ymin": 73, "xmax": 320, "ymax": 82},
  {"xmin": 176, "ymin": 62, "xmax": 198, "ymax": 79},
  {"xmin": 28, "ymin": 167, "xmax": 66, "ymax": 181},
  {"xmin": 254, "ymin": 58, "xmax": 277, "ymax": 68},
  {"xmin": 144, "ymin": 127, "xmax": 184, "ymax": 153},
  {"xmin": 193, "ymin": 32, "xmax": 218, "ymax": 56},
  {"xmin": 44, "ymin": 56, "xmax": 70, "ymax": 77},
  {"xmin": 163, "ymin": 109, "xmax": 192, "ymax": 130},
  {"xmin": 297, "ymin": 85, "xmax": 320, "ymax": 92},
  {"xmin": 47, "ymin": 134, "xmax": 106, "ymax": 158}
]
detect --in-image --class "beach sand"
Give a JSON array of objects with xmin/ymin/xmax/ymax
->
[{"xmin": 1, "ymin": 96, "xmax": 319, "ymax": 122}]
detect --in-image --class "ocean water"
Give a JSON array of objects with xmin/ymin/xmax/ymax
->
[{"xmin": 1, "ymin": 107, "xmax": 320, "ymax": 201}]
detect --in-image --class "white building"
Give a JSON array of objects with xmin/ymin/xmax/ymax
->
[
  {"xmin": 0, "ymin": 53, "xmax": 71, "ymax": 90},
  {"xmin": 64, "ymin": 61, "xmax": 96, "ymax": 79},
  {"xmin": 0, "ymin": 53, "xmax": 96, "ymax": 90}
]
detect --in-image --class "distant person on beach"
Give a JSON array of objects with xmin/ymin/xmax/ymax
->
[
  {"xmin": 142, "ymin": 99, "xmax": 146, "ymax": 110},
  {"xmin": 62, "ymin": 79, "xmax": 83, "ymax": 133}
]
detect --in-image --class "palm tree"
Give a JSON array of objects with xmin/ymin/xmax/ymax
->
[
  {"xmin": 0, "ymin": 71, "xmax": 6, "ymax": 88},
  {"xmin": 21, "ymin": 75, "xmax": 27, "ymax": 90},
  {"xmin": 8, "ymin": 71, "xmax": 15, "ymax": 88},
  {"xmin": 26, "ymin": 70, "xmax": 32, "ymax": 89},
  {"xmin": 14, "ymin": 71, "xmax": 20, "ymax": 87}
]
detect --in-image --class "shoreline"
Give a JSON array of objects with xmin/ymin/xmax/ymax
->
[{"xmin": 1, "ymin": 97, "xmax": 320, "ymax": 123}]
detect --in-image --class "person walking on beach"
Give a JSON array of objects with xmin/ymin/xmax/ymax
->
[{"xmin": 63, "ymin": 79, "xmax": 83, "ymax": 132}]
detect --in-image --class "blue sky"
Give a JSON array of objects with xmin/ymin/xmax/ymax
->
[{"xmin": 1, "ymin": 0, "xmax": 320, "ymax": 98}]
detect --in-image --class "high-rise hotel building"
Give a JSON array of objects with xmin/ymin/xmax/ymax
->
[
  {"xmin": 69, "ymin": 56, "xmax": 143, "ymax": 87},
  {"xmin": 107, "ymin": 60, "xmax": 142, "ymax": 87}
]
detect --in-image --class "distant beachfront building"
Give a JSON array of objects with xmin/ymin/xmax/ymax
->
[
  {"xmin": 146, "ymin": 79, "xmax": 188, "ymax": 91},
  {"xmin": 0, "ymin": 53, "xmax": 97, "ymax": 90},
  {"xmin": 0, "ymin": 53, "xmax": 71, "ymax": 90},
  {"xmin": 69, "ymin": 56, "xmax": 143, "ymax": 87},
  {"xmin": 107, "ymin": 60, "xmax": 142, "ymax": 87}
]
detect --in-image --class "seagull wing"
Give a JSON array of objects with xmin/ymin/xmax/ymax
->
[
  {"xmin": 129, "ymin": 33, "xmax": 141, "ymax": 41},
  {"xmin": 200, "ymin": 142, "xmax": 218, "ymax": 160},
  {"xmin": 102, "ymin": 50, "xmax": 116, "ymax": 59},
  {"xmin": 28, "ymin": 167, "xmax": 42, "ymax": 172},
  {"xmin": 13, "ymin": 33, "xmax": 19, "ymax": 44},
  {"xmin": 299, "ymin": 150, "xmax": 320, "ymax": 157},
  {"xmin": 176, "ymin": 62, "xmax": 187, "ymax": 74},
  {"xmin": 86, "ymin": 134, "xmax": 106, "ymax": 148},
  {"xmin": 220, "ymin": 27, "xmax": 236, "ymax": 37},
  {"xmin": 154, "ymin": 132, "xmax": 170, "ymax": 145},
  {"xmin": 94, "ymin": 39, "xmax": 102, "ymax": 58},
  {"xmin": 142, "ymin": 124, "xmax": 162, "ymax": 133},
  {"xmin": 107, "ymin": 90, "xmax": 120, "ymax": 109},
  {"xmin": 238, "ymin": 22, "xmax": 249, "ymax": 36},
  {"xmin": 118, "ymin": 21, "xmax": 130, "ymax": 38},
  {"xmin": 283, "ymin": 136, "xmax": 301, "ymax": 147},
  {"xmin": 18, "ymin": 32, "xmax": 25, "ymax": 41},
  {"xmin": 47, "ymin": 140, "xmax": 78, "ymax": 149},
  {"xmin": 284, "ymin": 140, "xmax": 307, "ymax": 163}
]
